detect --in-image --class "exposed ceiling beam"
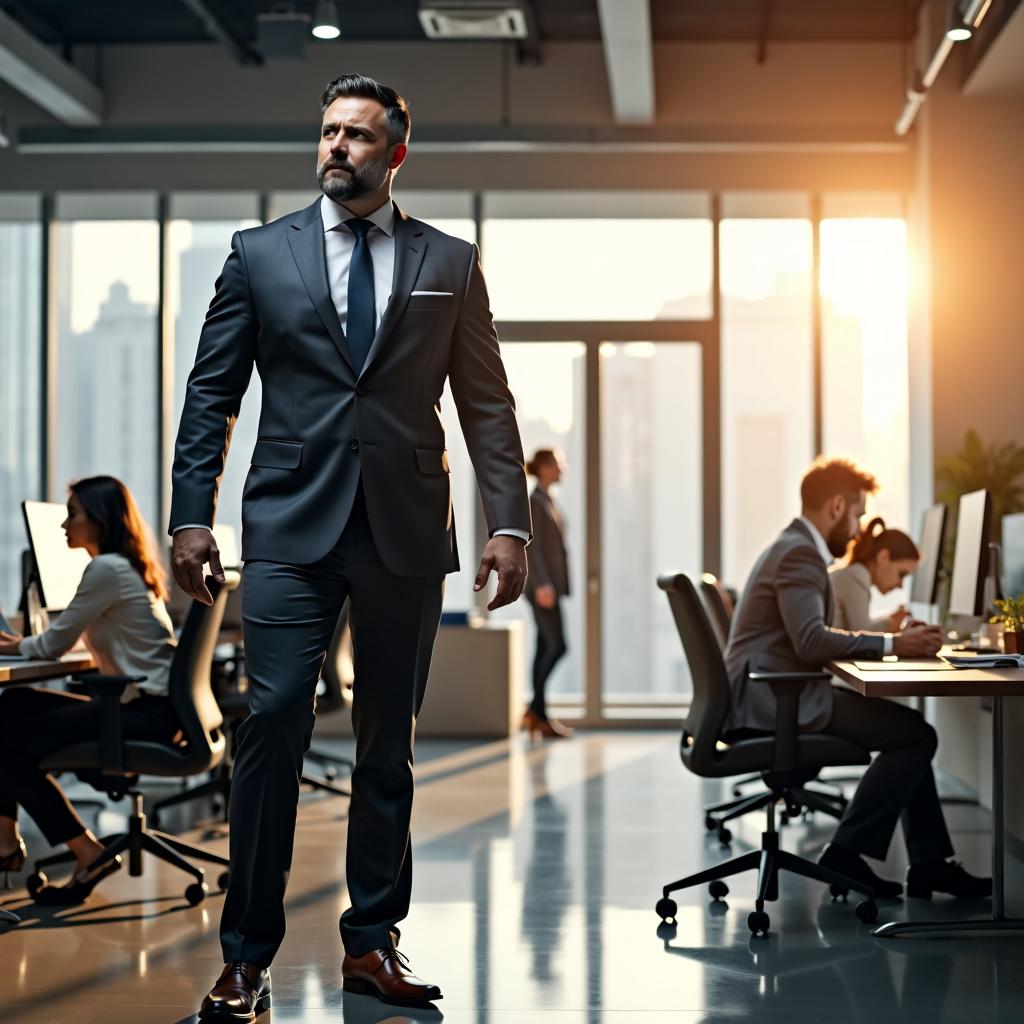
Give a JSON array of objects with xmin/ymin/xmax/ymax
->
[
  {"xmin": 179, "ymin": 0, "xmax": 263, "ymax": 66},
  {"xmin": 0, "ymin": 8, "xmax": 102, "ymax": 125},
  {"xmin": 596, "ymin": 0, "xmax": 655, "ymax": 124}
]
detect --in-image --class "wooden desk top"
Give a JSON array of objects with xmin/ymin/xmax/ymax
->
[
  {"xmin": 0, "ymin": 652, "xmax": 96, "ymax": 686},
  {"xmin": 828, "ymin": 652, "xmax": 1024, "ymax": 698}
]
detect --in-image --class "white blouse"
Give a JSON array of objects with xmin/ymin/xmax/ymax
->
[{"xmin": 19, "ymin": 553, "xmax": 177, "ymax": 697}]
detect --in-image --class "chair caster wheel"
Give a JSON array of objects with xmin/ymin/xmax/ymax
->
[
  {"xmin": 748, "ymin": 910, "xmax": 770, "ymax": 936},
  {"xmin": 324, "ymin": 766, "xmax": 338, "ymax": 781},
  {"xmin": 856, "ymin": 900, "xmax": 878, "ymax": 924},
  {"xmin": 655, "ymin": 897, "xmax": 678, "ymax": 923},
  {"xmin": 830, "ymin": 884, "xmax": 849, "ymax": 902},
  {"xmin": 704, "ymin": 814, "xmax": 717, "ymax": 832},
  {"xmin": 717, "ymin": 827, "xmax": 732, "ymax": 845},
  {"xmin": 709, "ymin": 880, "xmax": 729, "ymax": 901},
  {"xmin": 26, "ymin": 872, "xmax": 47, "ymax": 896},
  {"xmin": 217, "ymin": 871, "xmax": 230, "ymax": 891},
  {"xmin": 185, "ymin": 882, "xmax": 208, "ymax": 906}
]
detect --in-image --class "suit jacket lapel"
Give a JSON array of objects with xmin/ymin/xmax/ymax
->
[
  {"xmin": 359, "ymin": 205, "xmax": 426, "ymax": 380},
  {"xmin": 790, "ymin": 518, "xmax": 836, "ymax": 622},
  {"xmin": 287, "ymin": 200, "xmax": 355, "ymax": 375}
]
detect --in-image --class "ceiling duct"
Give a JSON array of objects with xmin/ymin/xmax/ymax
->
[{"xmin": 418, "ymin": 2, "xmax": 528, "ymax": 39}]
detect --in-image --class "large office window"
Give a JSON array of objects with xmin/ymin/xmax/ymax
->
[
  {"xmin": 821, "ymin": 194, "xmax": 911, "ymax": 533},
  {"xmin": 167, "ymin": 194, "xmax": 261, "ymax": 542},
  {"xmin": 0, "ymin": 195, "xmax": 42, "ymax": 609},
  {"xmin": 482, "ymin": 192, "xmax": 713, "ymax": 321},
  {"xmin": 601, "ymin": 342, "xmax": 702, "ymax": 703},
  {"xmin": 720, "ymin": 194, "xmax": 815, "ymax": 590},
  {"xmin": 53, "ymin": 194, "xmax": 160, "ymax": 533}
]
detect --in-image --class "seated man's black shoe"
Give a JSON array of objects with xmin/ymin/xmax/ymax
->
[
  {"xmin": 818, "ymin": 842, "xmax": 903, "ymax": 899},
  {"xmin": 199, "ymin": 961, "xmax": 271, "ymax": 1022},
  {"xmin": 907, "ymin": 860, "xmax": 992, "ymax": 899}
]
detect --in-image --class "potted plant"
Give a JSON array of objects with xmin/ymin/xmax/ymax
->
[{"xmin": 992, "ymin": 595, "xmax": 1024, "ymax": 653}]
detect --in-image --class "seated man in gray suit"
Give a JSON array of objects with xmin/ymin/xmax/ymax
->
[{"xmin": 724, "ymin": 458, "xmax": 990, "ymax": 900}]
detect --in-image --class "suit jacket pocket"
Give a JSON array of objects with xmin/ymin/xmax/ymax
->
[
  {"xmin": 415, "ymin": 446, "xmax": 450, "ymax": 474},
  {"xmin": 252, "ymin": 437, "xmax": 303, "ymax": 469},
  {"xmin": 407, "ymin": 294, "xmax": 453, "ymax": 311}
]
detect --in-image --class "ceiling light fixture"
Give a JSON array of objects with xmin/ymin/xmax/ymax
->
[
  {"xmin": 964, "ymin": 0, "xmax": 993, "ymax": 28},
  {"xmin": 312, "ymin": 0, "xmax": 341, "ymax": 40},
  {"xmin": 945, "ymin": 0, "xmax": 972, "ymax": 41}
]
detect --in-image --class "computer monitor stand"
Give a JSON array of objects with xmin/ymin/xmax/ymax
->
[{"xmin": 19, "ymin": 577, "xmax": 49, "ymax": 638}]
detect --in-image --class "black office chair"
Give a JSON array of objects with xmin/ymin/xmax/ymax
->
[
  {"xmin": 27, "ymin": 574, "xmax": 238, "ymax": 906},
  {"xmin": 697, "ymin": 574, "xmax": 847, "ymax": 843},
  {"xmin": 654, "ymin": 573, "xmax": 878, "ymax": 936},
  {"xmin": 304, "ymin": 603, "xmax": 356, "ymax": 781}
]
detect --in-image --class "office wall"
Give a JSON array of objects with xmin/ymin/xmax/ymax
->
[
  {"xmin": 912, "ymin": 1, "xmax": 1024, "ymax": 843},
  {"xmin": 0, "ymin": 39, "xmax": 912, "ymax": 193}
]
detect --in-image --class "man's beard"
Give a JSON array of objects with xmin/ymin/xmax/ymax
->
[
  {"xmin": 317, "ymin": 155, "xmax": 389, "ymax": 202},
  {"xmin": 826, "ymin": 520, "xmax": 854, "ymax": 558}
]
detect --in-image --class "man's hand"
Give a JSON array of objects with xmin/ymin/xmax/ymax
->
[
  {"xmin": 893, "ymin": 623, "xmax": 943, "ymax": 658},
  {"xmin": 474, "ymin": 535, "xmax": 527, "ymax": 611},
  {"xmin": 171, "ymin": 528, "xmax": 225, "ymax": 607},
  {"xmin": 0, "ymin": 631, "xmax": 24, "ymax": 656},
  {"xmin": 534, "ymin": 584, "xmax": 557, "ymax": 610}
]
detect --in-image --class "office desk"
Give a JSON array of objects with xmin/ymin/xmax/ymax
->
[
  {"xmin": 0, "ymin": 652, "xmax": 96, "ymax": 687},
  {"xmin": 828, "ymin": 656, "xmax": 1024, "ymax": 938}
]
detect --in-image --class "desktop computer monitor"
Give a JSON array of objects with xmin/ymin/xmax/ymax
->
[
  {"xmin": 910, "ymin": 503, "xmax": 947, "ymax": 605},
  {"xmin": 21, "ymin": 500, "xmax": 91, "ymax": 611},
  {"xmin": 1002, "ymin": 512, "xmax": 1024, "ymax": 599},
  {"xmin": 947, "ymin": 489, "xmax": 992, "ymax": 618}
]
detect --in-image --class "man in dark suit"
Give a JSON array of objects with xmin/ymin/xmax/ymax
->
[
  {"xmin": 724, "ymin": 458, "xmax": 990, "ymax": 902},
  {"xmin": 170, "ymin": 75, "xmax": 531, "ymax": 1017}
]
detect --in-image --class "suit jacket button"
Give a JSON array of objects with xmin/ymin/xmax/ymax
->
[
  {"xmin": 349, "ymin": 439, "xmax": 360, "ymax": 452},
  {"xmin": 355, "ymin": 384, "xmax": 368, "ymax": 397}
]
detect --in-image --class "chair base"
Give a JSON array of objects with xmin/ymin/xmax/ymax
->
[
  {"xmin": 28, "ymin": 793, "xmax": 229, "ymax": 905},
  {"xmin": 704, "ymin": 782, "xmax": 847, "ymax": 844},
  {"xmin": 662, "ymin": 812, "xmax": 878, "ymax": 936}
]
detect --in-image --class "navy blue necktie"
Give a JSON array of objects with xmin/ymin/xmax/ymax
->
[{"xmin": 345, "ymin": 218, "xmax": 376, "ymax": 371}]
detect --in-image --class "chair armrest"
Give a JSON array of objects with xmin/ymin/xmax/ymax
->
[
  {"xmin": 748, "ymin": 671, "xmax": 831, "ymax": 776},
  {"xmin": 71, "ymin": 673, "xmax": 147, "ymax": 774}
]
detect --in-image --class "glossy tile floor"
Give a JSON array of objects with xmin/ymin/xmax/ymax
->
[{"xmin": 2, "ymin": 732, "xmax": 1023, "ymax": 1023}]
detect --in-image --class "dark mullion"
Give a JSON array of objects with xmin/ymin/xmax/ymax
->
[{"xmin": 39, "ymin": 194, "xmax": 53, "ymax": 501}]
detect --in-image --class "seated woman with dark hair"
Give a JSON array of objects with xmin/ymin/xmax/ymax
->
[
  {"xmin": 0, "ymin": 476, "xmax": 178, "ymax": 905},
  {"xmin": 829, "ymin": 517, "xmax": 922, "ymax": 634}
]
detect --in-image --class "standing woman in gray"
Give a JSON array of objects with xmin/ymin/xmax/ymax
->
[
  {"xmin": 169, "ymin": 75, "xmax": 531, "ymax": 1017},
  {"xmin": 523, "ymin": 449, "xmax": 574, "ymax": 740},
  {"xmin": 0, "ymin": 476, "xmax": 178, "ymax": 905}
]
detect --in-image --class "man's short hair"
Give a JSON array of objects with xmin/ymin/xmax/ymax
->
[
  {"xmin": 800, "ymin": 457, "xmax": 879, "ymax": 510},
  {"xmin": 319, "ymin": 73, "xmax": 411, "ymax": 146}
]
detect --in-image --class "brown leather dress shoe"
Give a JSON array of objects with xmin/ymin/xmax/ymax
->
[
  {"xmin": 342, "ymin": 947, "xmax": 442, "ymax": 1006},
  {"xmin": 199, "ymin": 961, "xmax": 271, "ymax": 1021}
]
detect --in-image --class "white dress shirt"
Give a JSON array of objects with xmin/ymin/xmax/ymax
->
[
  {"xmin": 799, "ymin": 516, "xmax": 892, "ymax": 655},
  {"xmin": 176, "ymin": 195, "xmax": 527, "ymax": 544}
]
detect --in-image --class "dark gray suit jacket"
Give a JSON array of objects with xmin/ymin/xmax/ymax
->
[
  {"xmin": 525, "ymin": 488, "xmax": 569, "ymax": 599},
  {"xmin": 723, "ymin": 519, "xmax": 886, "ymax": 732},
  {"xmin": 169, "ymin": 199, "xmax": 531, "ymax": 576}
]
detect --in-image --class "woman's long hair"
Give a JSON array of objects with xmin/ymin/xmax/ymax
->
[
  {"xmin": 70, "ymin": 476, "xmax": 169, "ymax": 601},
  {"xmin": 847, "ymin": 516, "xmax": 920, "ymax": 567}
]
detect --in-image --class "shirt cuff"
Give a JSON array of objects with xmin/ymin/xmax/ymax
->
[
  {"xmin": 493, "ymin": 528, "xmax": 530, "ymax": 543},
  {"xmin": 173, "ymin": 524, "xmax": 213, "ymax": 533},
  {"xmin": 883, "ymin": 634, "xmax": 893, "ymax": 657}
]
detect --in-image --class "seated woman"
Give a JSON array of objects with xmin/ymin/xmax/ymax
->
[
  {"xmin": 829, "ymin": 516, "xmax": 920, "ymax": 633},
  {"xmin": 0, "ymin": 476, "xmax": 177, "ymax": 905}
]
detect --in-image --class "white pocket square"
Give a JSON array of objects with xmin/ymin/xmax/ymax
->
[{"xmin": 411, "ymin": 290, "xmax": 453, "ymax": 296}]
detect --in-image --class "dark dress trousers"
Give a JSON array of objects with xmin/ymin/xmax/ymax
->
[
  {"xmin": 724, "ymin": 519, "xmax": 953, "ymax": 864},
  {"xmin": 524, "ymin": 488, "xmax": 570, "ymax": 717},
  {"xmin": 169, "ymin": 199, "xmax": 531, "ymax": 965}
]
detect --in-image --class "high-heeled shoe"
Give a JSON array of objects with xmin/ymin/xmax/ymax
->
[
  {"xmin": 32, "ymin": 855, "xmax": 123, "ymax": 906},
  {"xmin": 522, "ymin": 709, "xmax": 575, "ymax": 741},
  {"xmin": 0, "ymin": 840, "xmax": 27, "ymax": 889}
]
